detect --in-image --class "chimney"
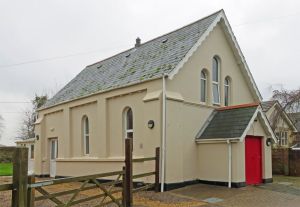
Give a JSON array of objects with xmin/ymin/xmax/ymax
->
[{"xmin": 135, "ymin": 37, "xmax": 141, "ymax": 48}]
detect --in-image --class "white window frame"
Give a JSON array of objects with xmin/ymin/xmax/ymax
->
[
  {"xmin": 212, "ymin": 57, "xmax": 220, "ymax": 105},
  {"xmin": 200, "ymin": 70, "xmax": 207, "ymax": 103},
  {"xmin": 83, "ymin": 116, "xmax": 90, "ymax": 155},
  {"xmin": 224, "ymin": 77, "xmax": 230, "ymax": 106},
  {"xmin": 124, "ymin": 108, "xmax": 133, "ymax": 139},
  {"xmin": 277, "ymin": 131, "xmax": 288, "ymax": 146}
]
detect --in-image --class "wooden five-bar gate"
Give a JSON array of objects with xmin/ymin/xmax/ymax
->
[{"xmin": 0, "ymin": 138, "xmax": 160, "ymax": 207}]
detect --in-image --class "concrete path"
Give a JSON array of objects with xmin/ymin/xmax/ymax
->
[{"xmin": 170, "ymin": 183, "xmax": 300, "ymax": 207}]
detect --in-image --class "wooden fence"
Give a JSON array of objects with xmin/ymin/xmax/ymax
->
[
  {"xmin": 272, "ymin": 148, "xmax": 300, "ymax": 176},
  {"xmin": 0, "ymin": 147, "xmax": 29, "ymax": 207},
  {"xmin": 0, "ymin": 139, "xmax": 160, "ymax": 207}
]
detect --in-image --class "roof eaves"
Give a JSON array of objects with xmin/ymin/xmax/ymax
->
[
  {"xmin": 168, "ymin": 10, "xmax": 262, "ymax": 101},
  {"xmin": 39, "ymin": 76, "xmax": 163, "ymax": 111},
  {"xmin": 217, "ymin": 103, "xmax": 259, "ymax": 111},
  {"xmin": 195, "ymin": 137, "xmax": 240, "ymax": 143},
  {"xmin": 239, "ymin": 106, "xmax": 277, "ymax": 143},
  {"xmin": 168, "ymin": 11, "xmax": 224, "ymax": 80}
]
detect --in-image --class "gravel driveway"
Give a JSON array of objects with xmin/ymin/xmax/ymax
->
[{"xmin": 1, "ymin": 176, "xmax": 300, "ymax": 206}]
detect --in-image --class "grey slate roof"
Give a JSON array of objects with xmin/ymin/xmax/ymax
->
[
  {"xmin": 43, "ymin": 10, "xmax": 222, "ymax": 108},
  {"xmin": 196, "ymin": 105, "xmax": 258, "ymax": 139},
  {"xmin": 261, "ymin": 101, "xmax": 276, "ymax": 112}
]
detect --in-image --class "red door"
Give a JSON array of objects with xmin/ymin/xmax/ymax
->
[{"xmin": 245, "ymin": 136, "xmax": 262, "ymax": 185}]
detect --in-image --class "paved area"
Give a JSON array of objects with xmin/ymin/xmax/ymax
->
[{"xmin": 171, "ymin": 181, "xmax": 300, "ymax": 207}]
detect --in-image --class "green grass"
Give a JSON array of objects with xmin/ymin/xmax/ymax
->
[{"xmin": 0, "ymin": 163, "xmax": 13, "ymax": 176}]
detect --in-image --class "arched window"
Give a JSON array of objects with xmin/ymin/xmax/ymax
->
[
  {"xmin": 212, "ymin": 56, "xmax": 220, "ymax": 104},
  {"xmin": 82, "ymin": 116, "xmax": 90, "ymax": 155},
  {"xmin": 224, "ymin": 76, "xmax": 231, "ymax": 106},
  {"xmin": 124, "ymin": 108, "xmax": 133, "ymax": 138},
  {"xmin": 200, "ymin": 70, "xmax": 207, "ymax": 103}
]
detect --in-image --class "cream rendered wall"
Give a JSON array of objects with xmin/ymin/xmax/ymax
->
[
  {"xmin": 165, "ymin": 100, "xmax": 214, "ymax": 183},
  {"xmin": 197, "ymin": 142, "xmax": 245, "ymax": 183},
  {"xmin": 164, "ymin": 23, "xmax": 256, "ymax": 184},
  {"xmin": 41, "ymin": 111, "xmax": 63, "ymax": 174},
  {"xmin": 197, "ymin": 143, "xmax": 228, "ymax": 182},
  {"xmin": 35, "ymin": 79, "xmax": 162, "ymax": 177},
  {"xmin": 167, "ymin": 23, "xmax": 255, "ymax": 106}
]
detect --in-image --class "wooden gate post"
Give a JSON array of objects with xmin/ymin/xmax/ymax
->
[
  {"xmin": 27, "ymin": 175, "xmax": 35, "ymax": 207},
  {"xmin": 122, "ymin": 166, "xmax": 126, "ymax": 206},
  {"xmin": 125, "ymin": 138, "xmax": 133, "ymax": 207},
  {"xmin": 155, "ymin": 147, "xmax": 160, "ymax": 192},
  {"xmin": 12, "ymin": 147, "xmax": 28, "ymax": 207}
]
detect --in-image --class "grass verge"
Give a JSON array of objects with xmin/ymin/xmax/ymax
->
[{"xmin": 0, "ymin": 163, "xmax": 13, "ymax": 176}]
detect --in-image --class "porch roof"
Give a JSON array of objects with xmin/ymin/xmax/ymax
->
[{"xmin": 196, "ymin": 103, "xmax": 259, "ymax": 140}]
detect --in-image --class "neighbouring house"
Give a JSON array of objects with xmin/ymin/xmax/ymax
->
[
  {"xmin": 288, "ymin": 112, "xmax": 300, "ymax": 149},
  {"xmin": 34, "ymin": 10, "xmax": 276, "ymax": 190},
  {"xmin": 261, "ymin": 100, "xmax": 297, "ymax": 148},
  {"xmin": 15, "ymin": 138, "xmax": 35, "ymax": 174}
]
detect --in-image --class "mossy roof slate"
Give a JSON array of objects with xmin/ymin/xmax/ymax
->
[
  {"xmin": 197, "ymin": 106, "xmax": 258, "ymax": 139},
  {"xmin": 261, "ymin": 101, "xmax": 276, "ymax": 112},
  {"xmin": 42, "ymin": 11, "xmax": 221, "ymax": 108}
]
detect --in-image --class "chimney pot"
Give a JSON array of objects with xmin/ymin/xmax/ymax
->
[{"xmin": 135, "ymin": 37, "xmax": 141, "ymax": 48}]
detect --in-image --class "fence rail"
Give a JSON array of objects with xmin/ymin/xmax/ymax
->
[
  {"xmin": 0, "ymin": 139, "xmax": 160, "ymax": 207},
  {"xmin": 0, "ymin": 183, "xmax": 13, "ymax": 191},
  {"xmin": 28, "ymin": 170, "xmax": 125, "ymax": 207}
]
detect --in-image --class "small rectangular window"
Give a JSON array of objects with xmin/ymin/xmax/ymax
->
[
  {"xmin": 85, "ymin": 136, "xmax": 90, "ymax": 154},
  {"xmin": 224, "ymin": 86, "xmax": 229, "ymax": 106},
  {"xmin": 51, "ymin": 141, "xmax": 56, "ymax": 160},
  {"xmin": 201, "ymin": 79, "xmax": 206, "ymax": 102},
  {"xmin": 30, "ymin": 144, "xmax": 34, "ymax": 159},
  {"xmin": 213, "ymin": 83, "xmax": 220, "ymax": 104}
]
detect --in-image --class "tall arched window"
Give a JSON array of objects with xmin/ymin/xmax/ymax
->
[
  {"xmin": 200, "ymin": 70, "xmax": 207, "ymax": 103},
  {"xmin": 124, "ymin": 108, "xmax": 133, "ymax": 138},
  {"xmin": 82, "ymin": 116, "xmax": 90, "ymax": 155},
  {"xmin": 224, "ymin": 76, "xmax": 231, "ymax": 106},
  {"xmin": 212, "ymin": 56, "xmax": 220, "ymax": 104}
]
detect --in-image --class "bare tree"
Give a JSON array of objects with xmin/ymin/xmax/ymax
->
[
  {"xmin": 18, "ymin": 109, "xmax": 35, "ymax": 140},
  {"xmin": 272, "ymin": 88, "xmax": 300, "ymax": 113},
  {"xmin": 18, "ymin": 94, "xmax": 48, "ymax": 140}
]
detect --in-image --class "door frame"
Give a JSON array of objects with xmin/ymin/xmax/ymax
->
[
  {"xmin": 245, "ymin": 135, "xmax": 263, "ymax": 185},
  {"xmin": 49, "ymin": 138, "xmax": 58, "ymax": 178}
]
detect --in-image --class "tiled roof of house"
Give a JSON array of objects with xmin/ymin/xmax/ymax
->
[
  {"xmin": 261, "ymin": 100, "xmax": 276, "ymax": 112},
  {"xmin": 43, "ymin": 11, "xmax": 222, "ymax": 108},
  {"xmin": 196, "ymin": 104, "xmax": 259, "ymax": 139},
  {"xmin": 288, "ymin": 112, "xmax": 300, "ymax": 131}
]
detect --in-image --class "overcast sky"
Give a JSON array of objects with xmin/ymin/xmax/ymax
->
[{"xmin": 0, "ymin": 0, "xmax": 299, "ymax": 145}]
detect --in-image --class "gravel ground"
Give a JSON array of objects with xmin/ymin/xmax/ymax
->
[
  {"xmin": 3, "ymin": 175, "xmax": 300, "ymax": 207},
  {"xmin": 0, "ymin": 176, "xmax": 205, "ymax": 207}
]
